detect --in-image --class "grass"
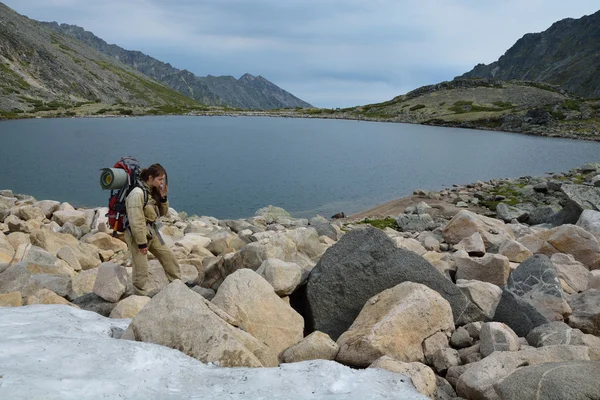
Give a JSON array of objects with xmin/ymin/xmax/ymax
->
[
  {"xmin": 357, "ymin": 217, "xmax": 399, "ymax": 230},
  {"xmin": 409, "ymin": 104, "xmax": 426, "ymax": 111}
]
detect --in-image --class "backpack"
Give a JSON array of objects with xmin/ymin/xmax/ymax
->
[{"xmin": 104, "ymin": 157, "xmax": 148, "ymax": 237}]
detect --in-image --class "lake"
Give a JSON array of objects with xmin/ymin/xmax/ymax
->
[{"xmin": 0, "ymin": 116, "xmax": 599, "ymax": 220}]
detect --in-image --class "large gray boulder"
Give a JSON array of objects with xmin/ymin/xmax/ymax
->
[
  {"xmin": 493, "ymin": 289, "xmax": 550, "ymax": 337},
  {"xmin": 567, "ymin": 289, "xmax": 600, "ymax": 335},
  {"xmin": 0, "ymin": 261, "xmax": 72, "ymax": 298},
  {"xmin": 506, "ymin": 255, "xmax": 571, "ymax": 321},
  {"xmin": 561, "ymin": 184, "xmax": 600, "ymax": 211},
  {"xmin": 577, "ymin": 209, "xmax": 600, "ymax": 243},
  {"xmin": 306, "ymin": 227, "xmax": 473, "ymax": 340},
  {"xmin": 493, "ymin": 361, "xmax": 600, "ymax": 400},
  {"xmin": 124, "ymin": 280, "xmax": 273, "ymax": 367}
]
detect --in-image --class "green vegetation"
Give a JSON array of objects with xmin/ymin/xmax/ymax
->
[
  {"xmin": 449, "ymin": 100, "xmax": 511, "ymax": 114},
  {"xmin": 357, "ymin": 217, "xmax": 399, "ymax": 231},
  {"xmin": 409, "ymin": 104, "xmax": 426, "ymax": 111},
  {"xmin": 519, "ymin": 82, "xmax": 560, "ymax": 93},
  {"xmin": 0, "ymin": 63, "xmax": 30, "ymax": 89},
  {"xmin": 563, "ymin": 99, "xmax": 581, "ymax": 111},
  {"xmin": 305, "ymin": 108, "xmax": 336, "ymax": 115}
]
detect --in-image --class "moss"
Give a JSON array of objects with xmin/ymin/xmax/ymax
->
[{"xmin": 357, "ymin": 217, "xmax": 399, "ymax": 230}]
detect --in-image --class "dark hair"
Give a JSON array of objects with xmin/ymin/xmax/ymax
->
[{"xmin": 140, "ymin": 163, "xmax": 168, "ymax": 203}]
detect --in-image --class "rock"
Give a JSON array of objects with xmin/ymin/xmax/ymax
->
[
  {"xmin": 479, "ymin": 322, "xmax": 520, "ymax": 357},
  {"xmin": 577, "ymin": 209, "xmax": 600, "ymax": 243},
  {"xmin": 519, "ymin": 224, "xmax": 600, "ymax": 270},
  {"xmin": 256, "ymin": 258, "xmax": 303, "ymax": 296},
  {"xmin": 429, "ymin": 348, "xmax": 461, "ymax": 374},
  {"xmin": 369, "ymin": 356, "xmax": 437, "ymax": 399},
  {"xmin": 125, "ymin": 280, "xmax": 272, "ymax": 367},
  {"xmin": 551, "ymin": 253, "xmax": 591, "ymax": 293},
  {"xmin": 450, "ymin": 326, "xmax": 473, "ymax": 349},
  {"xmin": 506, "ymin": 254, "xmax": 571, "ymax": 321},
  {"xmin": 6, "ymin": 232, "xmax": 30, "ymax": 251},
  {"xmin": 71, "ymin": 293, "xmax": 118, "ymax": 317},
  {"xmin": 109, "ymin": 295, "xmax": 151, "ymax": 319},
  {"xmin": 56, "ymin": 246, "xmax": 82, "ymax": 272},
  {"xmin": 493, "ymin": 361, "xmax": 600, "ymax": 400},
  {"xmin": 33, "ymin": 200, "xmax": 60, "ymax": 219},
  {"xmin": 456, "ymin": 279, "xmax": 502, "ymax": 320},
  {"xmin": 212, "ymin": 269, "xmax": 304, "ymax": 365},
  {"xmin": 32, "ymin": 288, "xmax": 76, "ymax": 306},
  {"xmin": 442, "ymin": 210, "xmax": 515, "ymax": 252},
  {"xmin": 567, "ymin": 289, "xmax": 600, "ymax": 335},
  {"xmin": 69, "ymin": 268, "xmax": 98, "ymax": 299},
  {"xmin": 30, "ymin": 229, "xmax": 101, "ymax": 270},
  {"xmin": 423, "ymin": 331, "xmax": 449, "ymax": 364},
  {"xmin": 191, "ymin": 286, "xmax": 215, "ymax": 300},
  {"xmin": 82, "ymin": 232, "xmax": 128, "ymax": 253},
  {"xmin": 493, "ymin": 289, "xmax": 550, "ymax": 337},
  {"xmin": 284, "ymin": 227, "xmax": 325, "ymax": 261},
  {"xmin": 499, "ymin": 239, "xmax": 533, "ymax": 263},
  {"xmin": 525, "ymin": 321, "xmax": 600, "ymax": 359},
  {"xmin": 391, "ymin": 237, "xmax": 427, "ymax": 255},
  {"xmin": 454, "ymin": 232, "xmax": 485, "ymax": 256},
  {"xmin": 280, "ymin": 331, "xmax": 339, "ymax": 363},
  {"xmin": 458, "ymin": 343, "xmax": 482, "ymax": 364},
  {"xmin": 174, "ymin": 233, "xmax": 211, "ymax": 255},
  {"xmin": 0, "ymin": 291, "xmax": 22, "ymax": 306},
  {"xmin": 396, "ymin": 213, "xmax": 437, "ymax": 232},
  {"xmin": 454, "ymin": 253, "xmax": 511, "ymax": 286},
  {"xmin": 0, "ymin": 232, "xmax": 16, "ymax": 263},
  {"xmin": 0, "ymin": 261, "xmax": 72, "ymax": 298},
  {"xmin": 527, "ymin": 205, "xmax": 560, "ymax": 225},
  {"xmin": 59, "ymin": 222, "xmax": 84, "ymax": 239},
  {"xmin": 561, "ymin": 184, "xmax": 600, "ymax": 211},
  {"xmin": 254, "ymin": 205, "xmax": 292, "ymax": 224},
  {"xmin": 51, "ymin": 210, "xmax": 87, "ymax": 227},
  {"xmin": 93, "ymin": 262, "xmax": 128, "ymax": 303},
  {"xmin": 495, "ymin": 203, "xmax": 528, "ymax": 222},
  {"xmin": 336, "ymin": 282, "xmax": 454, "ymax": 366},
  {"xmin": 456, "ymin": 345, "xmax": 590, "ymax": 400},
  {"xmin": 306, "ymin": 228, "xmax": 472, "ymax": 341},
  {"xmin": 10, "ymin": 244, "xmax": 60, "ymax": 267}
]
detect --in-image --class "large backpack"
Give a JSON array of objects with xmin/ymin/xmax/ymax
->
[{"xmin": 105, "ymin": 157, "xmax": 148, "ymax": 237}]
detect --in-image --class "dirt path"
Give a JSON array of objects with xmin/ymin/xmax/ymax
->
[{"xmin": 343, "ymin": 193, "xmax": 491, "ymax": 223}]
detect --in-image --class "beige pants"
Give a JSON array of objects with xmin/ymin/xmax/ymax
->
[{"xmin": 125, "ymin": 229, "xmax": 181, "ymax": 295}]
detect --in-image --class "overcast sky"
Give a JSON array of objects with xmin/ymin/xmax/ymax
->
[{"xmin": 4, "ymin": 1, "xmax": 599, "ymax": 108}]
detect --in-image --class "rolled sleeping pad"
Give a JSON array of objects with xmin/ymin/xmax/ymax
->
[{"xmin": 100, "ymin": 168, "xmax": 128, "ymax": 190}]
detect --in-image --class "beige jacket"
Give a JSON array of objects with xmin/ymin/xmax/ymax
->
[{"xmin": 125, "ymin": 182, "xmax": 169, "ymax": 247}]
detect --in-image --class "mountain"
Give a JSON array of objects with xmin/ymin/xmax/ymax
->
[
  {"xmin": 459, "ymin": 10, "xmax": 600, "ymax": 98},
  {"xmin": 0, "ymin": 2, "xmax": 202, "ymax": 116},
  {"xmin": 41, "ymin": 22, "xmax": 313, "ymax": 110}
]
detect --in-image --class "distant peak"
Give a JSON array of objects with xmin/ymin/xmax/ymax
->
[{"xmin": 239, "ymin": 73, "xmax": 256, "ymax": 81}]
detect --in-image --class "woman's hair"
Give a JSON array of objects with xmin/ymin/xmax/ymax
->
[{"xmin": 140, "ymin": 163, "xmax": 168, "ymax": 203}]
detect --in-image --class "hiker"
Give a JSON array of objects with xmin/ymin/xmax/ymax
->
[{"xmin": 124, "ymin": 163, "xmax": 181, "ymax": 296}]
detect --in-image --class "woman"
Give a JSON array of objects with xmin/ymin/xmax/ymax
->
[{"xmin": 124, "ymin": 163, "xmax": 181, "ymax": 296}]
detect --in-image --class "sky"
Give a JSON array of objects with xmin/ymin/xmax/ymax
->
[
  {"xmin": 0, "ymin": 305, "xmax": 427, "ymax": 399},
  {"xmin": 3, "ymin": 1, "xmax": 600, "ymax": 108}
]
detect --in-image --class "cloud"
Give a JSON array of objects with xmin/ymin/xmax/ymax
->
[{"xmin": 4, "ymin": 0, "xmax": 599, "ymax": 107}]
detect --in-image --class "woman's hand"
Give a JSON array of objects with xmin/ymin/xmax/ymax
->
[{"xmin": 159, "ymin": 183, "xmax": 168, "ymax": 198}]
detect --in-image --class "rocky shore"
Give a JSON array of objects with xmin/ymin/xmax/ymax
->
[{"xmin": 2, "ymin": 163, "xmax": 600, "ymax": 399}]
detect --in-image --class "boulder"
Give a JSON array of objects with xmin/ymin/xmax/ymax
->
[
  {"xmin": 567, "ymin": 289, "xmax": 600, "ymax": 335},
  {"xmin": 6, "ymin": 232, "xmax": 30, "ymax": 251},
  {"xmin": 0, "ymin": 232, "xmax": 15, "ymax": 263},
  {"xmin": 56, "ymin": 246, "xmax": 82, "ymax": 272},
  {"xmin": 336, "ymin": 282, "xmax": 454, "ymax": 366},
  {"xmin": 479, "ymin": 322, "xmax": 520, "ymax": 357},
  {"xmin": 429, "ymin": 348, "xmax": 461, "ymax": 374},
  {"xmin": 254, "ymin": 205, "xmax": 292, "ymax": 224},
  {"xmin": 369, "ymin": 356, "xmax": 437, "ymax": 399},
  {"xmin": 109, "ymin": 295, "xmax": 151, "ymax": 319},
  {"xmin": 71, "ymin": 293, "xmax": 117, "ymax": 317},
  {"xmin": 212, "ymin": 269, "xmax": 304, "ymax": 365},
  {"xmin": 456, "ymin": 345, "xmax": 590, "ymax": 400},
  {"xmin": 506, "ymin": 255, "xmax": 571, "ymax": 321},
  {"xmin": 31, "ymin": 288, "xmax": 76, "ymax": 306},
  {"xmin": 306, "ymin": 227, "xmax": 473, "ymax": 341},
  {"xmin": 82, "ymin": 232, "xmax": 127, "ymax": 253},
  {"xmin": 33, "ymin": 200, "xmax": 60, "ymax": 219},
  {"xmin": 519, "ymin": 224, "xmax": 600, "ymax": 270},
  {"xmin": 442, "ymin": 210, "xmax": 515, "ymax": 252},
  {"xmin": 577, "ymin": 209, "xmax": 600, "ymax": 243},
  {"xmin": 495, "ymin": 203, "xmax": 528, "ymax": 223},
  {"xmin": 280, "ymin": 331, "xmax": 339, "ymax": 363},
  {"xmin": 550, "ymin": 253, "xmax": 591, "ymax": 294},
  {"xmin": 0, "ymin": 291, "xmax": 23, "ymax": 307},
  {"xmin": 256, "ymin": 258, "xmax": 303, "ymax": 296},
  {"xmin": 456, "ymin": 279, "xmax": 502, "ymax": 320},
  {"xmin": 93, "ymin": 262, "xmax": 128, "ymax": 303},
  {"xmin": 454, "ymin": 232, "xmax": 485, "ymax": 256},
  {"xmin": 454, "ymin": 253, "xmax": 511, "ymax": 286},
  {"xmin": 396, "ymin": 213, "xmax": 437, "ymax": 232},
  {"xmin": 527, "ymin": 205, "xmax": 560, "ymax": 225},
  {"xmin": 174, "ymin": 234, "xmax": 211, "ymax": 255},
  {"xmin": 499, "ymin": 239, "xmax": 533, "ymax": 263},
  {"xmin": 51, "ymin": 210, "xmax": 87, "ymax": 227},
  {"xmin": 493, "ymin": 289, "xmax": 550, "ymax": 337},
  {"xmin": 69, "ymin": 268, "xmax": 98, "ymax": 299},
  {"xmin": 450, "ymin": 326, "xmax": 473, "ymax": 349},
  {"xmin": 525, "ymin": 321, "xmax": 600, "ymax": 359},
  {"xmin": 561, "ymin": 184, "xmax": 600, "ymax": 211},
  {"xmin": 391, "ymin": 237, "xmax": 427, "ymax": 255},
  {"xmin": 493, "ymin": 361, "xmax": 600, "ymax": 400},
  {"xmin": 0, "ymin": 261, "xmax": 72, "ymax": 298},
  {"xmin": 30, "ymin": 229, "xmax": 101, "ymax": 270},
  {"xmin": 125, "ymin": 280, "xmax": 272, "ymax": 367}
]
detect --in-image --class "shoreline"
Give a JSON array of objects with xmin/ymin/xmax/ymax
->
[{"xmin": 2, "ymin": 110, "xmax": 600, "ymax": 143}]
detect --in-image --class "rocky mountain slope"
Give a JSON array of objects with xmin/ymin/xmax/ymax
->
[
  {"xmin": 459, "ymin": 10, "xmax": 600, "ymax": 99},
  {"xmin": 42, "ymin": 22, "xmax": 313, "ymax": 110},
  {"xmin": 296, "ymin": 79, "xmax": 600, "ymax": 141},
  {"xmin": 0, "ymin": 3, "xmax": 203, "ymax": 116}
]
